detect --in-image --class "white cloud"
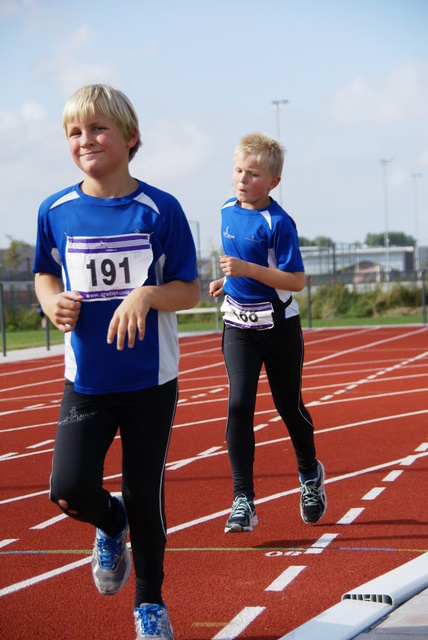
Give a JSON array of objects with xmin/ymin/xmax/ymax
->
[
  {"xmin": 133, "ymin": 118, "xmax": 210, "ymax": 182},
  {"xmin": 329, "ymin": 58, "xmax": 428, "ymax": 128},
  {"xmin": 37, "ymin": 24, "xmax": 120, "ymax": 99},
  {"xmin": 20, "ymin": 101, "xmax": 45, "ymax": 120},
  {"xmin": 0, "ymin": 103, "xmax": 79, "ymax": 247},
  {"xmin": 0, "ymin": 0, "xmax": 35, "ymax": 19}
]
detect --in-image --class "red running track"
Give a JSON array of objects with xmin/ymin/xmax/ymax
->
[{"xmin": 1, "ymin": 325, "xmax": 428, "ymax": 639}]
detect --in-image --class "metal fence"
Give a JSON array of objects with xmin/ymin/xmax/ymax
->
[
  {"xmin": 302, "ymin": 269, "xmax": 427, "ymax": 328},
  {"xmin": 0, "ymin": 280, "xmax": 221, "ymax": 357},
  {"xmin": 1, "ymin": 271, "xmax": 427, "ymax": 356}
]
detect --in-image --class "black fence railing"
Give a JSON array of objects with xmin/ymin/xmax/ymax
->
[
  {"xmin": 1, "ymin": 272, "xmax": 427, "ymax": 356},
  {"xmin": 303, "ymin": 270, "xmax": 427, "ymax": 328}
]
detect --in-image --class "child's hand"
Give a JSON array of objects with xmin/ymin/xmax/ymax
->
[
  {"xmin": 209, "ymin": 278, "xmax": 224, "ymax": 298},
  {"xmin": 107, "ymin": 287, "xmax": 151, "ymax": 350},
  {"xmin": 49, "ymin": 291, "xmax": 82, "ymax": 333},
  {"xmin": 219, "ymin": 255, "xmax": 248, "ymax": 277}
]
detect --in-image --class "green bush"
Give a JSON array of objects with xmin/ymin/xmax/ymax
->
[
  {"xmin": 2, "ymin": 281, "xmax": 425, "ymax": 333},
  {"xmin": 4, "ymin": 306, "xmax": 42, "ymax": 331},
  {"xmin": 298, "ymin": 281, "xmax": 423, "ymax": 321}
]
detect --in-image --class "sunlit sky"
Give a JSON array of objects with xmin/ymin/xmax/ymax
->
[{"xmin": 1, "ymin": 0, "xmax": 427, "ymax": 256}]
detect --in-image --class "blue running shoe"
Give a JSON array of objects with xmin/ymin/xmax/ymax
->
[
  {"xmin": 91, "ymin": 495, "xmax": 131, "ymax": 595},
  {"xmin": 134, "ymin": 603, "xmax": 174, "ymax": 639},
  {"xmin": 300, "ymin": 461, "xmax": 327, "ymax": 524}
]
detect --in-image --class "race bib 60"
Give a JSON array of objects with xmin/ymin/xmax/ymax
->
[{"xmin": 221, "ymin": 295, "xmax": 274, "ymax": 330}]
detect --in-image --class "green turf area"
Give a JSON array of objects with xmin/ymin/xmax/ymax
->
[
  {"xmin": 301, "ymin": 315, "xmax": 424, "ymax": 328},
  {"xmin": 2, "ymin": 328, "xmax": 64, "ymax": 351}
]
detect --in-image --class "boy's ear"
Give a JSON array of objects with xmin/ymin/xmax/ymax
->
[
  {"xmin": 127, "ymin": 127, "xmax": 139, "ymax": 148},
  {"xmin": 269, "ymin": 176, "xmax": 281, "ymax": 191}
]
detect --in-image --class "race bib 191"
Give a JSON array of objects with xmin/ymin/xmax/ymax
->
[
  {"xmin": 66, "ymin": 233, "xmax": 153, "ymax": 301},
  {"xmin": 221, "ymin": 295, "xmax": 274, "ymax": 330}
]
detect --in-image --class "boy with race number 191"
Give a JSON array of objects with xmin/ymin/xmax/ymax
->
[{"xmin": 33, "ymin": 84, "xmax": 199, "ymax": 639}]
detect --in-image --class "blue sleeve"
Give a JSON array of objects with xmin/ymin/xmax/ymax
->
[
  {"xmin": 274, "ymin": 216, "xmax": 305, "ymax": 272},
  {"xmin": 153, "ymin": 196, "xmax": 198, "ymax": 283},
  {"xmin": 33, "ymin": 200, "xmax": 62, "ymax": 277}
]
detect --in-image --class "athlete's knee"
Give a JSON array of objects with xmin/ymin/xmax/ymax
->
[
  {"xmin": 228, "ymin": 396, "xmax": 255, "ymax": 419},
  {"xmin": 50, "ymin": 482, "xmax": 82, "ymax": 516},
  {"xmin": 57, "ymin": 498, "xmax": 78, "ymax": 515}
]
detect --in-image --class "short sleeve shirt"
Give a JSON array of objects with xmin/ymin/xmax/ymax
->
[{"xmin": 33, "ymin": 180, "xmax": 198, "ymax": 394}]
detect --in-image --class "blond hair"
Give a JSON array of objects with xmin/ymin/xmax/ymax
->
[
  {"xmin": 235, "ymin": 132, "xmax": 284, "ymax": 177},
  {"xmin": 62, "ymin": 84, "xmax": 142, "ymax": 161}
]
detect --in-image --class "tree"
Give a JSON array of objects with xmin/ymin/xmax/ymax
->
[
  {"xmin": 365, "ymin": 232, "xmax": 415, "ymax": 247},
  {"xmin": 3, "ymin": 236, "xmax": 31, "ymax": 275},
  {"xmin": 313, "ymin": 236, "xmax": 334, "ymax": 247}
]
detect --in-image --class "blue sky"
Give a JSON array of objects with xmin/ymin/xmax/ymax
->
[{"xmin": 0, "ymin": 0, "xmax": 427, "ymax": 256}]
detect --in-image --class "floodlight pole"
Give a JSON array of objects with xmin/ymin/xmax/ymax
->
[
  {"xmin": 272, "ymin": 99, "xmax": 289, "ymax": 205},
  {"xmin": 188, "ymin": 220, "xmax": 201, "ymax": 262},
  {"xmin": 380, "ymin": 158, "xmax": 393, "ymax": 281},
  {"xmin": 412, "ymin": 173, "xmax": 422, "ymax": 271}
]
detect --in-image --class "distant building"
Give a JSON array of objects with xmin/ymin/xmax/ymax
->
[
  {"xmin": 0, "ymin": 246, "xmax": 35, "ymax": 281},
  {"xmin": 419, "ymin": 246, "xmax": 428, "ymax": 271},
  {"xmin": 300, "ymin": 245, "xmax": 418, "ymax": 276}
]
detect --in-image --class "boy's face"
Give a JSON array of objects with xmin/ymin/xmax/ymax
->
[
  {"xmin": 232, "ymin": 152, "xmax": 280, "ymax": 210},
  {"xmin": 65, "ymin": 111, "xmax": 137, "ymax": 180}
]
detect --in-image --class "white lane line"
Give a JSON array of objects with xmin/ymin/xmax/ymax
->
[
  {"xmin": 212, "ymin": 606, "xmax": 265, "ymax": 639},
  {"xmin": 415, "ymin": 442, "xmax": 428, "ymax": 452},
  {"xmin": 0, "ymin": 448, "xmax": 54, "ymax": 461},
  {"xmin": 383, "ymin": 470, "xmax": 403, "ymax": 482},
  {"xmin": 400, "ymin": 455, "xmax": 420, "ymax": 466},
  {"xmin": 27, "ymin": 440, "xmax": 55, "ymax": 449},
  {"xmin": 169, "ymin": 451, "xmax": 428, "ymax": 535},
  {"xmin": 303, "ymin": 327, "xmax": 377, "ymax": 347},
  {"xmin": 0, "ymin": 557, "xmax": 92, "ymax": 597},
  {"xmin": 174, "ymin": 407, "xmax": 428, "ymax": 431},
  {"xmin": 362, "ymin": 487, "xmax": 385, "ymax": 500},
  {"xmin": 0, "ymin": 420, "xmax": 57, "ymax": 434},
  {"xmin": 0, "ymin": 362, "xmax": 62, "ymax": 380},
  {"xmin": 0, "ymin": 405, "xmax": 59, "ymax": 418},
  {"xmin": 179, "ymin": 361, "xmax": 225, "ymax": 375},
  {"xmin": 306, "ymin": 345, "xmax": 428, "ymax": 405},
  {"xmin": 254, "ymin": 423, "xmax": 268, "ymax": 432},
  {"xmin": 180, "ymin": 369, "xmax": 428, "ymax": 395},
  {"xmin": 337, "ymin": 508, "xmax": 365, "ymax": 525},
  {"xmin": 305, "ymin": 533, "xmax": 338, "ymax": 555},
  {"xmin": 0, "ymin": 378, "xmax": 62, "ymax": 394},
  {"xmin": 309, "ymin": 386, "xmax": 428, "ymax": 407},
  {"xmin": 167, "ymin": 446, "xmax": 224, "ymax": 470},
  {"xmin": 31, "ymin": 514, "xmax": 67, "ymax": 530},
  {"xmin": 305, "ymin": 329, "xmax": 428, "ymax": 366},
  {"xmin": 0, "ymin": 539, "xmax": 18, "ymax": 548},
  {"xmin": 0, "ymin": 489, "xmax": 50, "ymax": 505},
  {"xmin": 2, "ymin": 453, "xmax": 427, "ymax": 597},
  {"xmin": 183, "ymin": 384, "xmax": 428, "ymax": 409},
  {"xmin": 265, "ymin": 566, "xmax": 306, "ymax": 592}
]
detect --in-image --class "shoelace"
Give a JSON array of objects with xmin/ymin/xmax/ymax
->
[
  {"xmin": 301, "ymin": 479, "xmax": 321, "ymax": 506},
  {"xmin": 136, "ymin": 604, "xmax": 166, "ymax": 635},
  {"xmin": 231, "ymin": 496, "xmax": 252, "ymax": 519},
  {"xmin": 96, "ymin": 534, "xmax": 123, "ymax": 569}
]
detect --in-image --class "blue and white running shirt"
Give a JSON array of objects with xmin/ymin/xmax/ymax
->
[
  {"xmin": 33, "ymin": 180, "xmax": 198, "ymax": 394},
  {"xmin": 221, "ymin": 198, "xmax": 304, "ymax": 315}
]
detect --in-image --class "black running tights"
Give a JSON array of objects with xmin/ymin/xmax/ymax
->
[
  {"xmin": 222, "ymin": 315, "xmax": 317, "ymax": 499},
  {"xmin": 50, "ymin": 378, "xmax": 178, "ymax": 607}
]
